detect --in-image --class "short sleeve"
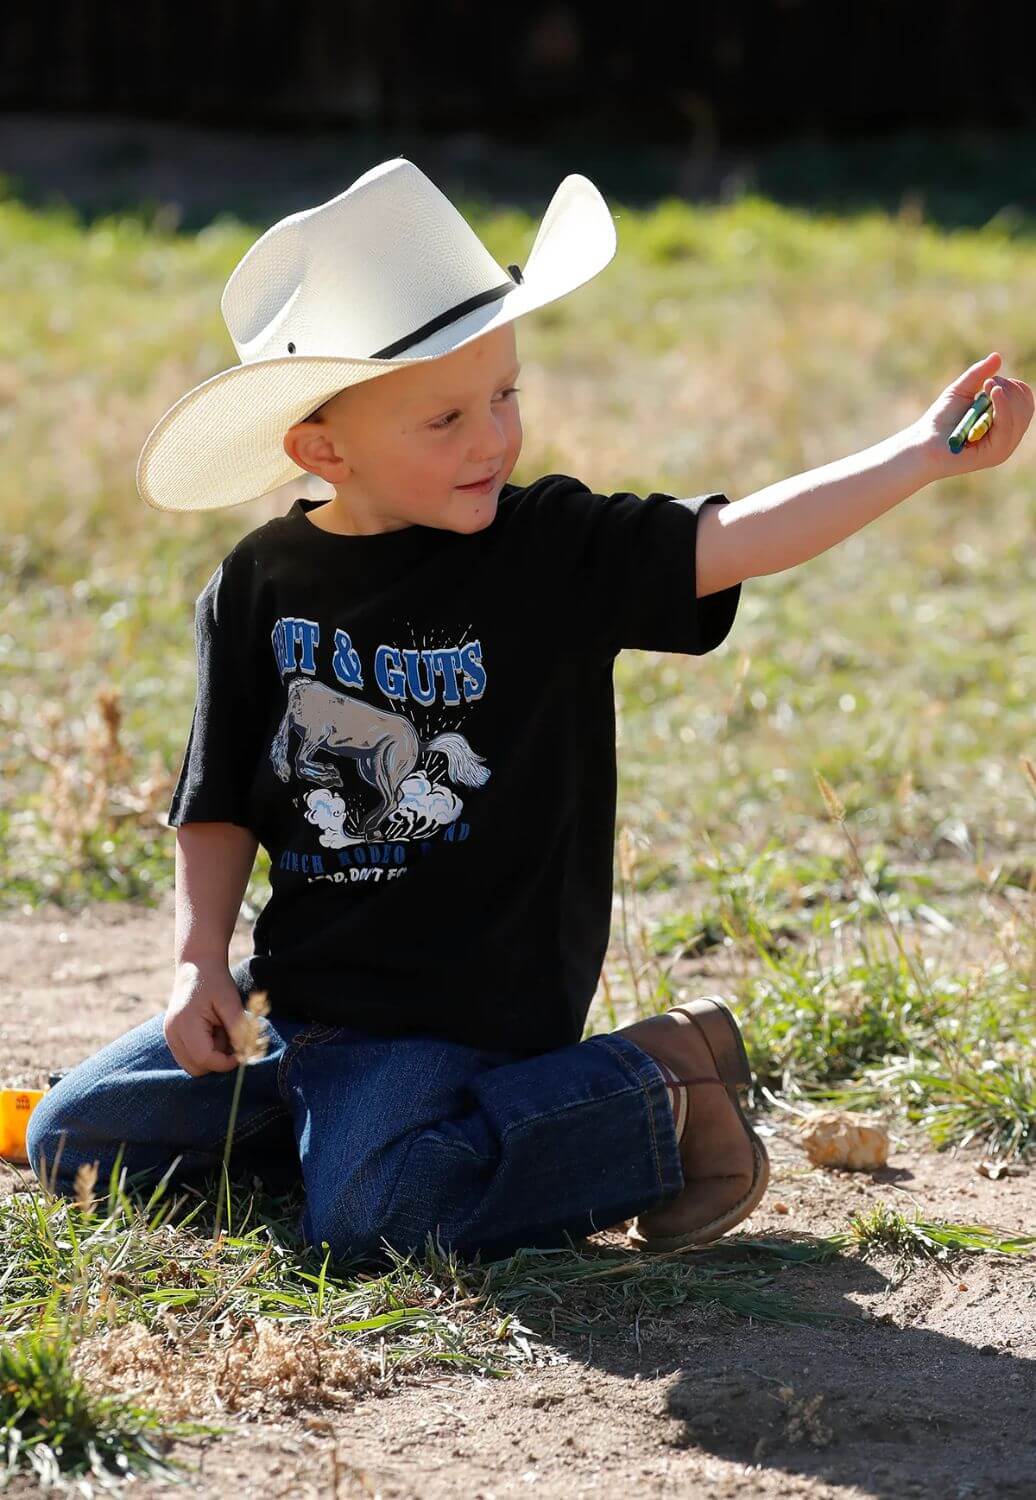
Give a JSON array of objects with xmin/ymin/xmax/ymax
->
[
  {"xmin": 167, "ymin": 553, "xmax": 262, "ymax": 831},
  {"xmin": 526, "ymin": 474, "xmax": 742, "ymax": 656}
]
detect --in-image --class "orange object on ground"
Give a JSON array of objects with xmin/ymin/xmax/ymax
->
[{"xmin": 0, "ymin": 1087, "xmax": 47, "ymax": 1164}]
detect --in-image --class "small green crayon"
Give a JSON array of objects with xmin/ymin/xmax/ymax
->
[{"xmin": 948, "ymin": 390, "xmax": 993, "ymax": 453}]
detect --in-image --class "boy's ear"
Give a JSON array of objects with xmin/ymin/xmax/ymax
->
[
  {"xmin": 282, "ymin": 419, "xmax": 316, "ymax": 467},
  {"xmin": 283, "ymin": 419, "xmax": 351, "ymax": 481}
]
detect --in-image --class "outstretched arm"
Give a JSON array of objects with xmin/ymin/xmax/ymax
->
[{"xmin": 694, "ymin": 352, "xmax": 1033, "ymax": 598}]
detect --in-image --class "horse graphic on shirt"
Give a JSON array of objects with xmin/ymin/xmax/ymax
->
[{"xmin": 270, "ymin": 676, "xmax": 490, "ymax": 842}]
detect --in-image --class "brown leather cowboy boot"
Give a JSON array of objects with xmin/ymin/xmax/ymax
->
[{"xmin": 613, "ymin": 996, "xmax": 770, "ymax": 1250}]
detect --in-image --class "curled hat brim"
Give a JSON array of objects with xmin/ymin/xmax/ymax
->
[{"xmin": 136, "ymin": 171, "xmax": 617, "ymax": 513}]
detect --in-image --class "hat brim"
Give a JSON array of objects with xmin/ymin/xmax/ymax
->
[{"xmin": 136, "ymin": 173, "xmax": 616, "ymax": 513}]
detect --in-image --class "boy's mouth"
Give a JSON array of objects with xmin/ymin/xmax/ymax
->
[{"xmin": 456, "ymin": 470, "xmax": 499, "ymax": 492}]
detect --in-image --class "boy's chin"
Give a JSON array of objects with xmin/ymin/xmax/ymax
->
[{"xmin": 452, "ymin": 495, "xmax": 498, "ymax": 532}]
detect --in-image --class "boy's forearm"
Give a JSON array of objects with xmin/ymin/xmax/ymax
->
[
  {"xmin": 697, "ymin": 427, "xmax": 937, "ymax": 596},
  {"xmin": 173, "ymin": 822, "xmax": 259, "ymax": 971}
]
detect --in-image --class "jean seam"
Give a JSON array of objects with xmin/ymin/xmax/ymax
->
[
  {"xmin": 125, "ymin": 1104, "xmax": 290, "ymax": 1171},
  {"xmin": 495, "ymin": 1082, "xmax": 645, "ymax": 1146},
  {"xmin": 232, "ymin": 1101, "xmax": 290, "ymax": 1147},
  {"xmin": 276, "ymin": 1039, "xmax": 298, "ymax": 1102},
  {"xmin": 277, "ymin": 1024, "xmax": 338, "ymax": 1104},
  {"xmin": 307, "ymin": 1026, "xmax": 347, "ymax": 1044}
]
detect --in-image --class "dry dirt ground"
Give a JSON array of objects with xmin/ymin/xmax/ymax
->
[{"xmin": 1, "ymin": 897, "xmax": 1034, "ymax": 1500}]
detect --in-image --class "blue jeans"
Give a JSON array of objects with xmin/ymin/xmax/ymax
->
[{"xmin": 25, "ymin": 999, "xmax": 684, "ymax": 1265}]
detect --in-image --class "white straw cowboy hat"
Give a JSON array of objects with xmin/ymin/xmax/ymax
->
[{"xmin": 135, "ymin": 156, "xmax": 617, "ymax": 513}]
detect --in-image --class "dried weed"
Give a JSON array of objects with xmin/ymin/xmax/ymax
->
[{"xmin": 70, "ymin": 1314, "xmax": 375, "ymax": 1422}]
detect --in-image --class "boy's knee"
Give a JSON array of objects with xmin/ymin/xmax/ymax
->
[
  {"xmin": 305, "ymin": 1134, "xmax": 486, "ymax": 1263},
  {"xmin": 25, "ymin": 1088, "xmax": 79, "ymax": 1192},
  {"xmin": 303, "ymin": 1195, "xmax": 389, "ymax": 1264}
]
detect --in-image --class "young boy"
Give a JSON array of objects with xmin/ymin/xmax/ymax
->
[{"xmin": 27, "ymin": 159, "xmax": 1032, "ymax": 1266}]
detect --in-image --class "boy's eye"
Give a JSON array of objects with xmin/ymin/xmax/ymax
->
[{"xmin": 429, "ymin": 387, "xmax": 520, "ymax": 431}]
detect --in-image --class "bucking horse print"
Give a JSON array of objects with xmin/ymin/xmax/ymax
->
[{"xmin": 271, "ymin": 676, "xmax": 491, "ymax": 842}]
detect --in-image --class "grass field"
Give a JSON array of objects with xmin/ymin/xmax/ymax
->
[{"xmin": 0, "ymin": 177, "xmax": 1033, "ymax": 1491}]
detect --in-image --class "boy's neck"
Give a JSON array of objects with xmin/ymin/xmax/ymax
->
[{"xmin": 307, "ymin": 496, "xmax": 413, "ymax": 537}]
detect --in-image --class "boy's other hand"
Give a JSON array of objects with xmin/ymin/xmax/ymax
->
[
  {"xmin": 909, "ymin": 351, "xmax": 1034, "ymax": 480},
  {"xmin": 165, "ymin": 961, "xmax": 251, "ymax": 1076}
]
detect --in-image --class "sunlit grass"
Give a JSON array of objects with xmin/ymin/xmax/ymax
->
[
  {"xmin": 1, "ymin": 1158, "xmax": 833, "ymax": 1355},
  {"xmin": 1, "ymin": 184, "xmax": 1033, "ymax": 908},
  {"xmin": 601, "ymin": 763, "xmax": 1034, "ymax": 1157}
]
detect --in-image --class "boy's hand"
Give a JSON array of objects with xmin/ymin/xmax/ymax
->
[
  {"xmin": 909, "ymin": 351, "xmax": 1034, "ymax": 480},
  {"xmin": 165, "ymin": 961, "xmax": 251, "ymax": 1076}
]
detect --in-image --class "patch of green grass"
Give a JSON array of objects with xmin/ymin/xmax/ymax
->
[
  {"xmin": 0, "ymin": 1326, "xmax": 213, "ymax": 1489},
  {"xmin": 685, "ymin": 894, "xmax": 1034, "ymax": 1161},
  {"xmin": 601, "ymin": 760, "xmax": 1035, "ymax": 1159},
  {"xmin": 832, "ymin": 1200, "xmax": 1036, "ymax": 1269},
  {"xmin": 740, "ymin": 941, "xmax": 947, "ymax": 1093},
  {"xmin": 825, "ymin": 1054, "xmax": 1036, "ymax": 1159},
  {"xmin": 476, "ymin": 1237, "xmax": 833, "ymax": 1337}
]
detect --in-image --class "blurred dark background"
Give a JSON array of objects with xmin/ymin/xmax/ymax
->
[{"xmin": 1, "ymin": 0, "xmax": 1033, "ymax": 230}]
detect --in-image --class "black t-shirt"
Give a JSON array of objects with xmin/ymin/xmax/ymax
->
[{"xmin": 167, "ymin": 472, "xmax": 742, "ymax": 1056}]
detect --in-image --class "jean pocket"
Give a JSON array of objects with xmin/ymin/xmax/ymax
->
[
  {"xmin": 299, "ymin": 1025, "xmax": 348, "ymax": 1045},
  {"xmin": 276, "ymin": 1023, "xmax": 347, "ymax": 1102}
]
